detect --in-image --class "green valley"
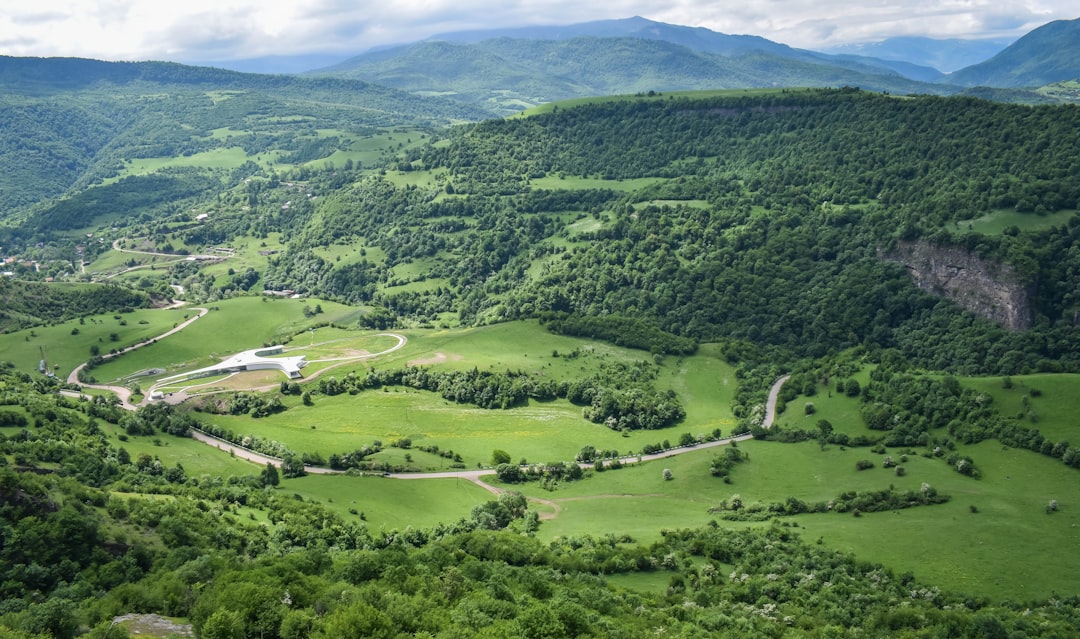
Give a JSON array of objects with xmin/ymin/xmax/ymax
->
[{"xmin": 3, "ymin": 51, "xmax": 1080, "ymax": 639}]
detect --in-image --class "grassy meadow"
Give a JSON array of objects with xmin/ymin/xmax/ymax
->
[{"xmin": 16, "ymin": 290, "xmax": 1080, "ymax": 602}]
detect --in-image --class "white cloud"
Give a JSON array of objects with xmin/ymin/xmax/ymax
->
[{"xmin": 0, "ymin": 0, "xmax": 1074, "ymax": 61}]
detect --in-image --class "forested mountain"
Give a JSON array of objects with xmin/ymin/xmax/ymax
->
[
  {"xmin": 252, "ymin": 89, "xmax": 1080, "ymax": 375},
  {"xmin": 944, "ymin": 17, "xmax": 1080, "ymax": 87},
  {"xmin": 314, "ymin": 28, "xmax": 948, "ymax": 114},
  {"xmin": 4, "ymin": 33, "xmax": 1080, "ymax": 639},
  {"xmin": 0, "ymin": 56, "xmax": 485, "ymax": 223}
]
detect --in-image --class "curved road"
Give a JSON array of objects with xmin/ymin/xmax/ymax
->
[
  {"xmin": 67, "ymin": 306, "xmax": 209, "ymax": 409},
  {"xmin": 68, "ymin": 301, "xmax": 790, "ymax": 489},
  {"xmin": 390, "ymin": 374, "xmax": 792, "ymax": 481}
]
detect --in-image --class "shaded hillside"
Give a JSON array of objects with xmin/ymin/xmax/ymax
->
[{"xmin": 945, "ymin": 17, "xmax": 1080, "ymax": 87}]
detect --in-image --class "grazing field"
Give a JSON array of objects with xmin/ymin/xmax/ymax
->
[
  {"xmin": 500, "ymin": 436, "xmax": 1080, "ymax": 601},
  {"xmin": 961, "ymin": 208, "xmax": 1077, "ymax": 235},
  {"xmin": 202, "ymin": 390, "xmax": 663, "ymax": 468},
  {"xmin": 962, "ymin": 373, "xmax": 1080, "ymax": 441},
  {"xmin": 87, "ymin": 296, "xmax": 354, "ymax": 382},
  {"xmin": 0, "ymin": 308, "xmax": 182, "ymax": 378},
  {"xmin": 280, "ymin": 473, "xmax": 493, "ymax": 529},
  {"xmin": 17, "ymin": 291, "xmax": 1078, "ymax": 603}
]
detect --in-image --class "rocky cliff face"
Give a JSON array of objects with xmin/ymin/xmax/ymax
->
[{"xmin": 881, "ymin": 240, "xmax": 1033, "ymax": 330}]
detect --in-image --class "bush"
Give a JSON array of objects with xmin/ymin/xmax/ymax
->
[{"xmin": 855, "ymin": 459, "xmax": 874, "ymax": 470}]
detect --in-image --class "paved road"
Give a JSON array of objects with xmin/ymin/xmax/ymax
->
[
  {"xmin": 67, "ymin": 306, "xmax": 209, "ymax": 409},
  {"xmin": 70, "ymin": 301, "xmax": 790, "ymax": 485},
  {"xmin": 386, "ymin": 374, "xmax": 792, "ymax": 485}
]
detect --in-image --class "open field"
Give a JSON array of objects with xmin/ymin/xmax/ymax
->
[
  {"xmin": 0, "ymin": 308, "xmax": 184, "ymax": 378},
  {"xmin": 962, "ymin": 373, "xmax": 1080, "ymax": 441},
  {"xmin": 201, "ymin": 390, "xmax": 668, "ymax": 468},
  {"xmin": 87, "ymin": 296, "xmax": 355, "ymax": 383},
  {"xmin": 280, "ymin": 473, "xmax": 493, "ymax": 529},
  {"xmin": 21, "ymin": 297, "xmax": 1080, "ymax": 602},
  {"xmin": 960, "ymin": 208, "xmax": 1077, "ymax": 235}
]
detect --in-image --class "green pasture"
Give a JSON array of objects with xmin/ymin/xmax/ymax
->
[
  {"xmin": 962, "ymin": 373, "xmax": 1080, "ymax": 441},
  {"xmin": 959, "ymin": 208, "xmax": 1076, "ymax": 235},
  {"xmin": 366, "ymin": 320, "xmax": 664, "ymax": 378},
  {"xmin": 382, "ymin": 169, "xmax": 448, "ymax": 190},
  {"xmin": 775, "ymin": 381, "xmax": 875, "ymax": 438},
  {"xmin": 201, "ymin": 390, "xmax": 657, "ymax": 468},
  {"xmin": 87, "ymin": 296, "xmax": 354, "ymax": 383},
  {"xmin": 100, "ymin": 422, "xmax": 262, "ymax": 478},
  {"xmin": 656, "ymin": 343, "xmax": 736, "ymax": 433},
  {"xmin": 112, "ymin": 147, "xmax": 251, "ymax": 180},
  {"xmin": 802, "ymin": 442, "xmax": 1080, "ymax": 601},
  {"xmin": 500, "ymin": 435, "xmax": 1079, "ymax": 601},
  {"xmin": 0, "ymin": 308, "xmax": 183, "ymax": 377},
  {"xmin": 280, "ymin": 474, "xmax": 492, "ymax": 530}
]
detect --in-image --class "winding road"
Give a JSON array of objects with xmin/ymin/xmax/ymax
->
[
  {"xmin": 67, "ymin": 306, "xmax": 209, "ymax": 409},
  {"xmin": 66, "ymin": 299, "xmax": 791, "ymax": 498}
]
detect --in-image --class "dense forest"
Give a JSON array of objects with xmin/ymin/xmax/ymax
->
[{"xmin": 259, "ymin": 90, "xmax": 1080, "ymax": 375}]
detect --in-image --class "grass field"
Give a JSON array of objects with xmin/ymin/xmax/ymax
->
[
  {"xmin": 962, "ymin": 373, "xmax": 1080, "ymax": 442},
  {"xmin": 500, "ymin": 436, "xmax": 1080, "ymax": 601},
  {"xmin": 88, "ymin": 296, "xmax": 355, "ymax": 383},
  {"xmin": 25, "ymin": 300, "xmax": 1080, "ymax": 602},
  {"xmin": 0, "ymin": 308, "xmax": 184, "ymax": 378},
  {"xmin": 280, "ymin": 473, "xmax": 493, "ymax": 530},
  {"xmin": 960, "ymin": 208, "xmax": 1077, "ymax": 235}
]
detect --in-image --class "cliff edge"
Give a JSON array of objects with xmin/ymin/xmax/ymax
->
[{"xmin": 881, "ymin": 240, "xmax": 1033, "ymax": 330}]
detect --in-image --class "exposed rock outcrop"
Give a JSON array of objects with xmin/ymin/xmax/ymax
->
[{"xmin": 881, "ymin": 240, "xmax": 1033, "ymax": 330}]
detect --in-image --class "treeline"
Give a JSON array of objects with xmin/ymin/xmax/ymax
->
[
  {"xmin": 544, "ymin": 313, "xmax": 697, "ymax": 355},
  {"xmin": 308, "ymin": 363, "xmax": 686, "ymax": 430},
  {"xmin": 710, "ymin": 485, "xmax": 950, "ymax": 521},
  {"xmin": 0, "ymin": 279, "xmax": 149, "ymax": 332}
]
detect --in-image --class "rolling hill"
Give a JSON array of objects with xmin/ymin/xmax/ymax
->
[{"xmin": 0, "ymin": 56, "xmax": 486, "ymax": 229}]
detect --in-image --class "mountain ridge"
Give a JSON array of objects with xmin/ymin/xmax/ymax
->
[{"xmin": 945, "ymin": 17, "xmax": 1080, "ymax": 87}]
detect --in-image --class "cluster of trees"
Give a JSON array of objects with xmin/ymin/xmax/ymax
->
[
  {"xmin": 543, "ymin": 313, "xmax": 698, "ymax": 355},
  {"xmin": 711, "ymin": 485, "xmax": 949, "ymax": 521},
  {"xmin": 0, "ymin": 279, "xmax": 149, "ymax": 332}
]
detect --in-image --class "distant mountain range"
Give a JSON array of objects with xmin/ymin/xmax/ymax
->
[
  {"xmin": 821, "ymin": 37, "xmax": 1013, "ymax": 74},
  {"xmin": 943, "ymin": 18, "xmax": 1080, "ymax": 88},
  {"xmin": 297, "ymin": 16, "xmax": 1079, "ymax": 114}
]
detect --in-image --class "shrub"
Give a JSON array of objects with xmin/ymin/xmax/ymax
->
[{"xmin": 855, "ymin": 459, "xmax": 874, "ymax": 470}]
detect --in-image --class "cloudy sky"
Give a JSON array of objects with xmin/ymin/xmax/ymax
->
[{"xmin": 0, "ymin": 0, "xmax": 1074, "ymax": 63}]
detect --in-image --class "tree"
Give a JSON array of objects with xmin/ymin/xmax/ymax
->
[
  {"xmin": 262, "ymin": 462, "xmax": 280, "ymax": 487},
  {"xmin": 816, "ymin": 419, "xmax": 833, "ymax": 438},
  {"xmin": 663, "ymin": 468, "xmax": 673, "ymax": 480},
  {"xmin": 281, "ymin": 455, "xmax": 306, "ymax": 478},
  {"xmin": 491, "ymin": 449, "xmax": 511, "ymax": 465},
  {"xmin": 201, "ymin": 610, "xmax": 243, "ymax": 639}
]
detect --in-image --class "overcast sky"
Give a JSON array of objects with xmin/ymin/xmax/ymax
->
[{"xmin": 0, "ymin": 0, "xmax": 1074, "ymax": 63}]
